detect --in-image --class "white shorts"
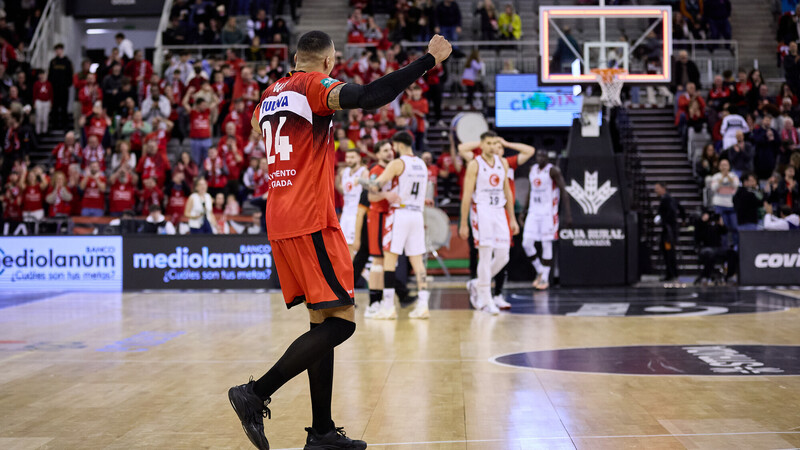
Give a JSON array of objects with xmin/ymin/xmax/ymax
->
[
  {"xmin": 523, "ymin": 214, "xmax": 558, "ymax": 245},
  {"xmin": 383, "ymin": 208, "xmax": 426, "ymax": 256},
  {"xmin": 340, "ymin": 210, "xmax": 358, "ymax": 245},
  {"xmin": 470, "ymin": 204, "xmax": 510, "ymax": 249}
]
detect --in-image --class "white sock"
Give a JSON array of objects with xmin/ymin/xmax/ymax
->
[
  {"xmin": 532, "ymin": 258, "xmax": 545, "ymax": 274},
  {"xmin": 417, "ymin": 290, "xmax": 430, "ymax": 308},
  {"xmin": 382, "ymin": 288, "xmax": 395, "ymax": 309},
  {"xmin": 539, "ymin": 266, "xmax": 551, "ymax": 283}
]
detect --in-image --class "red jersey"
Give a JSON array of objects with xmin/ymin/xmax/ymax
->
[
  {"xmin": 204, "ymin": 155, "xmax": 228, "ymax": 188},
  {"xmin": 165, "ymin": 183, "xmax": 190, "ymax": 218},
  {"xmin": 368, "ymin": 165, "xmax": 390, "ymax": 213},
  {"xmin": 22, "ymin": 185, "xmax": 44, "ymax": 211},
  {"xmin": 220, "ymin": 137, "xmax": 245, "ymax": 180},
  {"xmin": 52, "ymin": 142, "xmax": 80, "ymax": 173},
  {"xmin": 346, "ymin": 120, "xmax": 361, "ymax": 143},
  {"xmin": 47, "ymin": 187, "xmax": 72, "ymax": 216},
  {"xmin": 139, "ymin": 186, "xmax": 164, "ymax": 215},
  {"xmin": 506, "ymin": 155, "xmax": 518, "ymax": 200},
  {"xmin": 82, "ymin": 145, "xmax": 106, "ymax": 171},
  {"xmin": 137, "ymin": 153, "xmax": 167, "ymax": 185},
  {"xmin": 3, "ymin": 185, "xmax": 22, "ymax": 219},
  {"xmin": 190, "ymin": 109, "xmax": 212, "ymax": 139},
  {"xmin": 256, "ymin": 70, "xmax": 344, "ymax": 239},
  {"xmin": 427, "ymin": 164, "xmax": 439, "ymax": 199},
  {"xmin": 78, "ymin": 85, "xmax": 102, "ymax": 116},
  {"xmin": 85, "ymin": 115, "xmax": 109, "ymax": 140},
  {"xmin": 253, "ymin": 168, "xmax": 269, "ymax": 197},
  {"xmin": 33, "ymin": 80, "xmax": 53, "ymax": 102},
  {"xmin": 109, "ymin": 182, "xmax": 137, "ymax": 213},
  {"xmin": 81, "ymin": 175, "xmax": 107, "ymax": 210},
  {"xmin": 405, "ymin": 98, "xmax": 429, "ymax": 132}
]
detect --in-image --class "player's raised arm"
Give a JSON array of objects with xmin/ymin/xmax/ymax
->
[
  {"xmin": 500, "ymin": 137, "xmax": 535, "ymax": 165},
  {"xmin": 327, "ymin": 35, "xmax": 452, "ymax": 111},
  {"xmin": 457, "ymin": 140, "xmax": 481, "ymax": 162}
]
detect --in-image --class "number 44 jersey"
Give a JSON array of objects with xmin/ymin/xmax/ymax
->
[{"xmin": 256, "ymin": 71, "xmax": 344, "ymax": 239}]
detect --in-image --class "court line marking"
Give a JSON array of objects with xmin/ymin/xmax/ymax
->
[{"xmin": 268, "ymin": 431, "xmax": 800, "ymax": 449}]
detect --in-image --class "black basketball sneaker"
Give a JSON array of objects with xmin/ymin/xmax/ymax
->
[
  {"xmin": 304, "ymin": 425, "xmax": 367, "ymax": 449},
  {"xmin": 228, "ymin": 379, "xmax": 271, "ymax": 450}
]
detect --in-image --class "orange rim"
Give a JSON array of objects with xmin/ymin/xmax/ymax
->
[{"xmin": 590, "ymin": 68, "xmax": 627, "ymax": 83}]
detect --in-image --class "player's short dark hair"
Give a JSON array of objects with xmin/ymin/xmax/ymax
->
[
  {"xmin": 376, "ymin": 139, "xmax": 392, "ymax": 151},
  {"xmin": 345, "ymin": 148, "xmax": 360, "ymax": 155},
  {"xmin": 115, "ymin": 32, "xmax": 125, "ymax": 39},
  {"xmin": 297, "ymin": 31, "xmax": 333, "ymax": 57},
  {"xmin": 480, "ymin": 130, "xmax": 498, "ymax": 141},
  {"xmin": 392, "ymin": 131, "xmax": 414, "ymax": 148},
  {"xmin": 54, "ymin": 43, "xmax": 64, "ymax": 50}
]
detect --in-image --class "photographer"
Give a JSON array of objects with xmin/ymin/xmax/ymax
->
[
  {"xmin": 654, "ymin": 182, "xmax": 685, "ymax": 282},
  {"xmin": 694, "ymin": 210, "xmax": 737, "ymax": 285}
]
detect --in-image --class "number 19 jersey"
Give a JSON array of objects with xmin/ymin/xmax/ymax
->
[{"xmin": 256, "ymin": 70, "xmax": 344, "ymax": 239}]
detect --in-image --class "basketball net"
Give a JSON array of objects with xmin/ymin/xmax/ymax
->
[{"xmin": 591, "ymin": 68, "xmax": 626, "ymax": 107}]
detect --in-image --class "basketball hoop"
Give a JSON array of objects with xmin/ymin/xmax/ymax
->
[{"xmin": 591, "ymin": 68, "xmax": 627, "ymax": 107}]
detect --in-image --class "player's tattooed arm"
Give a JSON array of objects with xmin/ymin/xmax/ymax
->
[{"xmin": 327, "ymin": 83, "xmax": 344, "ymax": 111}]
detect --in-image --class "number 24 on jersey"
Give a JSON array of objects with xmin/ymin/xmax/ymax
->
[{"xmin": 261, "ymin": 116, "xmax": 293, "ymax": 164}]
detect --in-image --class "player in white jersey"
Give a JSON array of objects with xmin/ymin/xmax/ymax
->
[
  {"xmin": 362, "ymin": 131, "xmax": 431, "ymax": 319},
  {"xmin": 458, "ymin": 133, "xmax": 535, "ymax": 309},
  {"xmin": 523, "ymin": 151, "xmax": 570, "ymax": 290},
  {"xmin": 336, "ymin": 149, "xmax": 368, "ymax": 256},
  {"xmin": 459, "ymin": 131, "xmax": 519, "ymax": 314}
]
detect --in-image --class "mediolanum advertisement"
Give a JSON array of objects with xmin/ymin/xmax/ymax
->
[
  {"xmin": 0, "ymin": 236, "xmax": 123, "ymax": 290},
  {"xmin": 123, "ymin": 235, "xmax": 277, "ymax": 290}
]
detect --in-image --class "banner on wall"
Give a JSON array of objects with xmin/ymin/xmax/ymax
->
[
  {"xmin": 68, "ymin": 0, "xmax": 164, "ymax": 17},
  {"xmin": 0, "ymin": 236, "xmax": 123, "ymax": 290},
  {"xmin": 123, "ymin": 235, "xmax": 277, "ymax": 290},
  {"xmin": 739, "ymin": 231, "xmax": 800, "ymax": 285}
]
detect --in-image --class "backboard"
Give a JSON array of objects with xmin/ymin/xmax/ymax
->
[{"xmin": 539, "ymin": 5, "xmax": 672, "ymax": 84}]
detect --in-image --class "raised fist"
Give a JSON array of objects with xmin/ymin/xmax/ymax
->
[{"xmin": 427, "ymin": 34, "xmax": 453, "ymax": 65}]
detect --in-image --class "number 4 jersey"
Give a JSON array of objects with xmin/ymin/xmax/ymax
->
[{"xmin": 256, "ymin": 70, "xmax": 344, "ymax": 239}]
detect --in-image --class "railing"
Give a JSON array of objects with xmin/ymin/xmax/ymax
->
[
  {"xmin": 153, "ymin": 0, "xmax": 175, "ymax": 74},
  {"xmin": 345, "ymin": 40, "xmax": 538, "ymax": 89},
  {"xmin": 28, "ymin": 0, "xmax": 60, "ymax": 71},
  {"xmin": 160, "ymin": 44, "xmax": 291, "ymax": 74}
]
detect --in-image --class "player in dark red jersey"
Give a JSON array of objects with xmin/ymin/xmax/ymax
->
[{"xmin": 228, "ymin": 31, "xmax": 452, "ymax": 450}]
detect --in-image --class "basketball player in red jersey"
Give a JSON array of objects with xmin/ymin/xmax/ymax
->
[{"xmin": 228, "ymin": 31, "xmax": 452, "ymax": 450}]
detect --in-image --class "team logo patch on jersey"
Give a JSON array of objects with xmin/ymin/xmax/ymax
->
[
  {"xmin": 320, "ymin": 77, "xmax": 340, "ymax": 88},
  {"xmin": 489, "ymin": 174, "xmax": 501, "ymax": 186}
]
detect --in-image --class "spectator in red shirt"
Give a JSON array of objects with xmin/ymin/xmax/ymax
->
[
  {"xmin": 125, "ymin": 50, "xmax": 154, "ymax": 103},
  {"xmin": 219, "ymin": 122, "xmax": 245, "ymax": 185},
  {"xmin": 136, "ymin": 137, "xmax": 168, "ymax": 186},
  {"xmin": 203, "ymin": 146, "xmax": 229, "ymax": 197},
  {"xmin": 33, "ymin": 70, "xmax": 53, "ymax": 134},
  {"xmin": 243, "ymin": 131, "xmax": 267, "ymax": 162},
  {"xmin": 108, "ymin": 167, "xmax": 138, "ymax": 217},
  {"xmin": 80, "ymin": 101, "xmax": 112, "ymax": 146},
  {"xmin": 165, "ymin": 170, "xmax": 192, "ymax": 222},
  {"xmin": 223, "ymin": 98, "xmax": 249, "ymax": 141},
  {"xmin": 347, "ymin": 8, "xmax": 368, "ymax": 43},
  {"xmin": 421, "ymin": 151, "xmax": 441, "ymax": 203},
  {"xmin": 707, "ymin": 75, "xmax": 731, "ymax": 112},
  {"xmin": 2, "ymin": 171, "xmax": 23, "ymax": 225},
  {"xmin": 360, "ymin": 114, "xmax": 379, "ymax": 143},
  {"xmin": 50, "ymin": 131, "xmax": 81, "ymax": 174},
  {"xmin": 78, "ymin": 73, "xmax": 102, "ymax": 118},
  {"xmin": 183, "ymin": 87, "xmax": 219, "ymax": 164},
  {"xmin": 139, "ymin": 177, "xmax": 164, "ymax": 216},
  {"xmin": 174, "ymin": 150, "xmax": 200, "ymax": 186},
  {"xmin": 425, "ymin": 62, "xmax": 444, "ymax": 124},
  {"xmin": 82, "ymin": 134, "xmax": 107, "ymax": 172},
  {"xmin": 45, "ymin": 171, "xmax": 74, "ymax": 217},
  {"xmin": 66, "ymin": 164, "xmax": 83, "ymax": 216},
  {"xmin": 232, "ymin": 66, "xmax": 260, "ymax": 116},
  {"xmin": 80, "ymin": 161, "xmax": 107, "ymax": 217},
  {"xmin": 403, "ymin": 83, "xmax": 429, "ymax": 150},
  {"xmin": 346, "ymin": 109, "xmax": 363, "ymax": 142}
]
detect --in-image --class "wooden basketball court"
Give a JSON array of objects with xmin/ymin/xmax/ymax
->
[{"xmin": 1, "ymin": 287, "xmax": 799, "ymax": 449}]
